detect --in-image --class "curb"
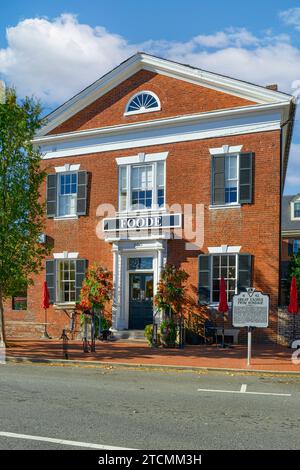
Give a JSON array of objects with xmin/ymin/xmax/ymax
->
[{"xmin": 5, "ymin": 355, "xmax": 300, "ymax": 376}]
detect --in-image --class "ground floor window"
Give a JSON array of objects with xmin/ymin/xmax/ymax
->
[
  {"xmin": 212, "ymin": 254, "xmax": 237, "ymax": 302},
  {"xmin": 46, "ymin": 258, "xmax": 87, "ymax": 304},
  {"xmin": 57, "ymin": 260, "xmax": 76, "ymax": 303},
  {"xmin": 288, "ymin": 239, "xmax": 300, "ymax": 256},
  {"xmin": 128, "ymin": 257, "xmax": 153, "ymax": 270},
  {"xmin": 12, "ymin": 293, "xmax": 27, "ymax": 310},
  {"xmin": 199, "ymin": 253, "xmax": 252, "ymax": 304}
]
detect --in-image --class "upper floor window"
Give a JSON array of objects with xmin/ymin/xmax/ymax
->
[
  {"xmin": 119, "ymin": 161, "xmax": 165, "ymax": 212},
  {"xmin": 46, "ymin": 171, "xmax": 88, "ymax": 219},
  {"xmin": 294, "ymin": 202, "xmax": 300, "ymax": 219},
  {"xmin": 211, "ymin": 152, "xmax": 253, "ymax": 207},
  {"xmin": 125, "ymin": 91, "xmax": 160, "ymax": 116},
  {"xmin": 59, "ymin": 173, "xmax": 77, "ymax": 217}
]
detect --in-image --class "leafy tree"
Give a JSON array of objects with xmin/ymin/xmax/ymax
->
[
  {"xmin": 0, "ymin": 89, "xmax": 49, "ymax": 346},
  {"xmin": 154, "ymin": 264, "xmax": 189, "ymax": 318}
]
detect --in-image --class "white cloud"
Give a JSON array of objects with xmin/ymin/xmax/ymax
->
[
  {"xmin": 285, "ymin": 142, "xmax": 300, "ymax": 193},
  {"xmin": 1, "ymin": 14, "xmax": 300, "ymax": 193},
  {"xmin": 0, "ymin": 14, "xmax": 137, "ymax": 104},
  {"xmin": 1, "ymin": 14, "xmax": 300, "ymax": 108},
  {"xmin": 280, "ymin": 8, "xmax": 300, "ymax": 31}
]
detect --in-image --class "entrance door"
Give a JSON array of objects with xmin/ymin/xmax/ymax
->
[{"xmin": 129, "ymin": 273, "xmax": 154, "ymax": 329}]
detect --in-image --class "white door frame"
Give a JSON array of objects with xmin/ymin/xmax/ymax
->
[{"xmin": 111, "ymin": 240, "xmax": 167, "ymax": 330}]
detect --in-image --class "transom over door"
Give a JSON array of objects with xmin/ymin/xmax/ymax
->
[{"xmin": 129, "ymin": 273, "xmax": 153, "ymax": 329}]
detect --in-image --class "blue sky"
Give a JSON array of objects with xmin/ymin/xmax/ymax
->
[{"xmin": 1, "ymin": 0, "xmax": 300, "ymax": 193}]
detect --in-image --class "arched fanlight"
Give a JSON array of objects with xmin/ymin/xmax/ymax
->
[{"xmin": 125, "ymin": 91, "xmax": 160, "ymax": 115}]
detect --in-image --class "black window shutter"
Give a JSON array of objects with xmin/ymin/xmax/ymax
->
[
  {"xmin": 198, "ymin": 254, "xmax": 211, "ymax": 304},
  {"xmin": 239, "ymin": 153, "xmax": 253, "ymax": 204},
  {"xmin": 47, "ymin": 174, "xmax": 57, "ymax": 218},
  {"xmin": 46, "ymin": 260, "xmax": 56, "ymax": 304},
  {"xmin": 212, "ymin": 156, "xmax": 225, "ymax": 205},
  {"xmin": 76, "ymin": 259, "xmax": 87, "ymax": 302},
  {"xmin": 288, "ymin": 241, "xmax": 293, "ymax": 257},
  {"xmin": 77, "ymin": 171, "xmax": 88, "ymax": 216},
  {"xmin": 237, "ymin": 254, "xmax": 252, "ymax": 292}
]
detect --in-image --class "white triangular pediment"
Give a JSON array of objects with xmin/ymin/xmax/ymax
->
[{"xmin": 38, "ymin": 52, "xmax": 293, "ymax": 136}]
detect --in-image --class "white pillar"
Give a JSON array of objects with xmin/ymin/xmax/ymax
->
[{"xmin": 111, "ymin": 244, "xmax": 120, "ymax": 331}]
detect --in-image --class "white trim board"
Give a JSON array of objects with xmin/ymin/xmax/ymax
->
[
  {"xmin": 35, "ymin": 101, "xmax": 288, "ymax": 145},
  {"xmin": 116, "ymin": 151, "xmax": 168, "ymax": 165},
  {"xmin": 38, "ymin": 110, "xmax": 281, "ymax": 160},
  {"xmin": 209, "ymin": 145, "xmax": 243, "ymax": 155},
  {"xmin": 54, "ymin": 163, "xmax": 80, "ymax": 173},
  {"xmin": 53, "ymin": 252, "xmax": 79, "ymax": 259}
]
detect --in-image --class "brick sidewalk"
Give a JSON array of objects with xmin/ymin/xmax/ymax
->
[{"xmin": 4, "ymin": 339, "xmax": 300, "ymax": 373}]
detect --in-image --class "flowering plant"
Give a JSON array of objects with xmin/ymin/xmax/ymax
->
[{"xmin": 78, "ymin": 263, "xmax": 113, "ymax": 311}]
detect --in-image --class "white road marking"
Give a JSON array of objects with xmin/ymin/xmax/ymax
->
[
  {"xmin": 0, "ymin": 431, "xmax": 135, "ymax": 450},
  {"xmin": 197, "ymin": 385, "xmax": 291, "ymax": 397}
]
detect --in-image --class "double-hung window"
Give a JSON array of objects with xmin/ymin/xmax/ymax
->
[
  {"xmin": 58, "ymin": 173, "xmax": 77, "ymax": 217},
  {"xmin": 211, "ymin": 153, "xmax": 253, "ymax": 206},
  {"xmin": 119, "ymin": 161, "xmax": 165, "ymax": 212},
  {"xmin": 289, "ymin": 239, "xmax": 300, "ymax": 256},
  {"xmin": 294, "ymin": 202, "xmax": 300, "ymax": 219},
  {"xmin": 131, "ymin": 165, "xmax": 153, "ymax": 209},
  {"xmin": 225, "ymin": 155, "xmax": 238, "ymax": 204},
  {"xmin": 45, "ymin": 258, "xmax": 87, "ymax": 305},
  {"xmin": 199, "ymin": 253, "xmax": 252, "ymax": 304},
  {"xmin": 46, "ymin": 171, "xmax": 88, "ymax": 218},
  {"xmin": 57, "ymin": 259, "xmax": 76, "ymax": 303}
]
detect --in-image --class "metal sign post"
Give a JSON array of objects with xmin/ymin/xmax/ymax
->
[
  {"xmin": 232, "ymin": 288, "xmax": 269, "ymax": 367},
  {"xmin": 247, "ymin": 327, "xmax": 252, "ymax": 366}
]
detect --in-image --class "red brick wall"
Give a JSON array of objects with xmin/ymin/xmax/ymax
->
[
  {"xmin": 5, "ymin": 130, "xmax": 281, "ymax": 343},
  {"xmin": 49, "ymin": 70, "xmax": 256, "ymax": 135}
]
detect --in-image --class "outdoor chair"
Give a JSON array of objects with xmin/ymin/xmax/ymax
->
[{"xmin": 204, "ymin": 320, "xmax": 217, "ymax": 345}]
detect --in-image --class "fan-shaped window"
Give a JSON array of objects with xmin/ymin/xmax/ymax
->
[{"xmin": 125, "ymin": 91, "xmax": 160, "ymax": 115}]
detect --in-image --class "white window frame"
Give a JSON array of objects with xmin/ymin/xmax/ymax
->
[
  {"xmin": 209, "ymin": 253, "xmax": 239, "ymax": 305},
  {"xmin": 224, "ymin": 154, "xmax": 239, "ymax": 205},
  {"xmin": 124, "ymin": 91, "xmax": 161, "ymax": 116},
  {"xmin": 118, "ymin": 161, "xmax": 166, "ymax": 213},
  {"xmin": 56, "ymin": 259, "xmax": 76, "ymax": 304},
  {"xmin": 57, "ymin": 171, "xmax": 78, "ymax": 218},
  {"xmin": 210, "ymin": 153, "xmax": 241, "ymax": 208},
  {"xmin": 291, "ymin": 199, "xmax": 300, "ymax": 220},
  {"xmin": 209, "ymin": 145, "xmax": 243, "ymax": 209}
]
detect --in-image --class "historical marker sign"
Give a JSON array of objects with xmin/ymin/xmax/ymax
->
[{"xmin": 232, "ymin": 288, "xmax": 269, "ymax": 328}]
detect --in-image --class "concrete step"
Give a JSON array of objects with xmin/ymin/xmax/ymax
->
[{"xmin": 113, "ymin": 329, "xmax": 147, "ymax": 342}]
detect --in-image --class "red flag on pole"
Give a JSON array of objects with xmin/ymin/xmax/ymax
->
[
  {"xmin": 41, "ymin": 281, "xmax": 50, "ymax": 309},
  {"xmin": 288, "ymin": 276, "xmax": 298, "ymax": 314},
  {"xmin": 218, "ymin": 277, "xmax": 229, "ymax": 313}
]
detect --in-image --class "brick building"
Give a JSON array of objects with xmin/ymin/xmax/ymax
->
[{"xmin": 5, "ymin": 53, "xmax": 296, "ymax": 342}]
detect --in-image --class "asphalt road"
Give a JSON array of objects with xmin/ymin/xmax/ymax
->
[{"xmin": 0, "ymin": 363, "xmax": 300, "ymax": 450}]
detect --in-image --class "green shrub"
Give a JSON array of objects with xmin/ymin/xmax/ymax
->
[{"xmin": 144, "ymin": 324, "xmax": 153, "ymax": 345}]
